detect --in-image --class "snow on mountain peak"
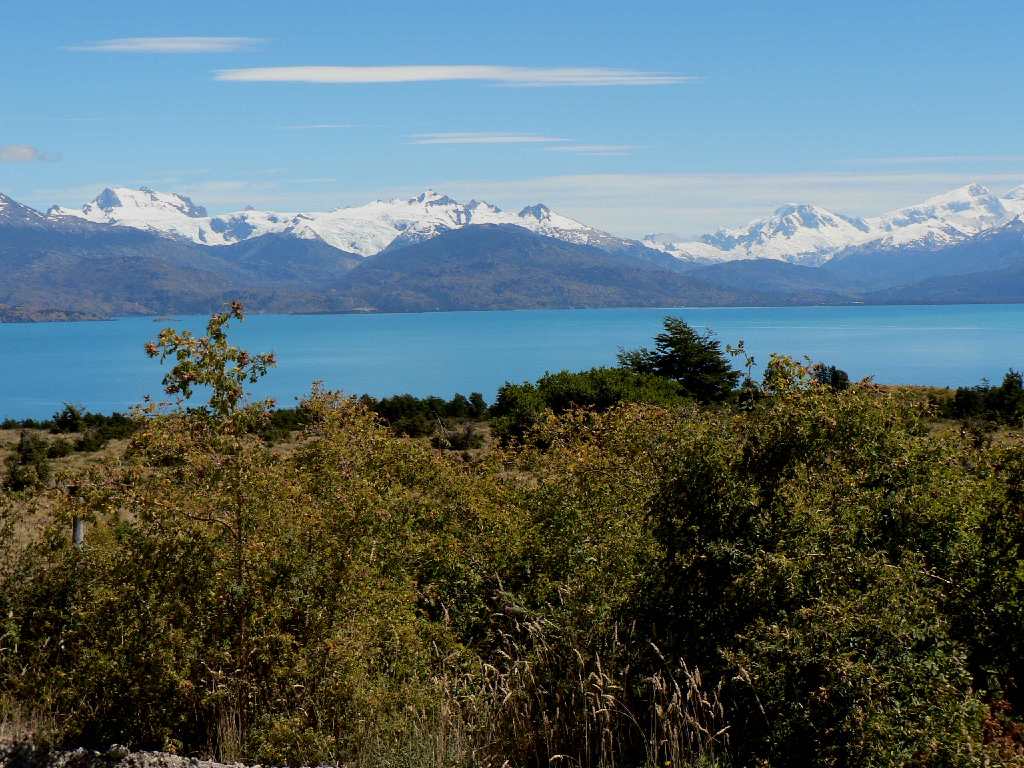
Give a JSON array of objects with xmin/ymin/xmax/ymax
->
[
  {"xmin": 50, "ymin": 186, "xmax": 251, "ymax": 244},
  {"xmin": 411, "ymin": 189, "xmax": 458, "ymax": 206},
  {"xmin": 86, "ymin": 186, "xmax": 209, "ymax": 218},
  {"xmin": 41, "ymin": 180, "xmax": 1024, "ymax": 267},
  {"xmin": 643, "ymin": 183, "xmax": 1024, "ymax": 266},
  {"xmin": 518, "ymin": 203, "xmax": 552, "ymax": 222},
  {"xmin": 672, "ymin": 203, "xmax": 875, "ymax": 264},
  {"xmin": 466, "ymin": 199, "xmax": 503, "ymax": 215},
  {"xmin": 867, "ymin": 182, "xmax": 1008, "ymax": 249},
  {"xmin": 43, "ymin": 184, "xmax": 637, "ymax": 257},
  {"xmin": 0, "ymin": 193, "xmax": 52, "ymax": 227},
  {"xmin": 912, "ymin": 182, "xmax": 1003, "ymax": 215},
  {"xmin": 1001, "ymin": 185, "xmax": 1024, "ymax": 218}
]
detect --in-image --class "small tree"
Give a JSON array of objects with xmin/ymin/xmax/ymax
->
[
  {"xmin": 468, "ymin": 392, "xmax": 488, "ymax": 419},
  {"xmin": 618, "ymin": 316, "xmax": 740, "ymax": 402},
  {"xmin": 141, "ymin": 301, "xmax": 278, "ymax": 754},
  {"xmin": 145, "ymin": 301, "xmax": 276, "ymax": 419},
  {"xmin": 812, "ymin": 363, "xmax": 851, "ymax": 392},
  {"xmin": 51, "ymin": 403, "xmax": 85, "ymax": 434}
]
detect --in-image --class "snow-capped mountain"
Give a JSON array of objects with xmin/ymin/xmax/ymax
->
[
  {"xmin": 644, "ymin": 204, "xmax": 873, "ymax": 265},
  {"xmin": 645, "ymin": 183, "xmax": 1024, "ymax": 265},
  {"xmin": 49, "ymin": 187, "xmax": 291, "ymax": 247},
  {"xmin": 0, "ymin": 192, "xmax": 51, "ymax": 227},
  {"xmin": 1002, "ymin": 185, "xmax": 1024, "ymax": 217},
  {"xmin": 862, "ymin": 183, "xmax": 1010, "ymax": 250},
  {"xmin": 49, "ymin": 187, "xmax": 636, "ymax": 257},
  {"xmin": 42, "ymin": 181, "xmax": 1024, "ymax": 268},
  {"xmin": 652, "ymin": 204, "xmax": 873, "ymax": 266}
]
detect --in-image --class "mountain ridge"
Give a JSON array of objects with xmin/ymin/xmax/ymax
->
[
  {"xmin": 5, "ymin": 180, "xmax": 1024, "ymax": 320},
  {"xmin": 44, "ymin": 181, "xmax": 1024, "ymax": 271},
  {"xmin": 644, "ymin": 182, "xmax": 1024, "ymax": 265}
]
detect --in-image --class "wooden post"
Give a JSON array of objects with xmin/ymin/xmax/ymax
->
[{"xmin": 73, "ymin": 517, "xmax": 85, "ymax": 548}]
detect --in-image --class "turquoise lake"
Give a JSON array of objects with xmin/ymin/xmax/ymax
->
[{"xmin": 2, "ymin": 304, "xmax": 1023, "ymax": 419}]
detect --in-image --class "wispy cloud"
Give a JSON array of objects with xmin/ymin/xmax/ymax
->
[
  {"xmin": 410, "ymin": 132, "xmax": 568, "ymax": 145},
  {"xmin": 850, "ymin": 154, "xmax": 1024, "ymax": 166},
  {"xmin": 70, "ymin": 37, "xmax": 263, "ymax": 53},
  {"xmin": 545, "ymin": 144, "xmax": 639, "ymax": 156},
  {"xmin": 216, "ymin": 65, "xmax": 694, "ymax": 87},
  {"xmin": 0, "ymin": 144, "xmax": 55, "ymax": 162},
  {"xmin": 283, "ymin": 123, "xmax": 357, "ymax": 130}
]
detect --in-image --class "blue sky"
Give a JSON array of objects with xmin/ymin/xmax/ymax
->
[{"xmin": 2, "ymin": 0, "xmax": 1024, "ymax": 237}]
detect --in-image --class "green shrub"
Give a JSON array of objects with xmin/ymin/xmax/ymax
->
[
  {"xmin": 948, "ymin": 369, "xmax": 1024, "ymax": 424},
  {"xmin": 491, "ymin": 366, "xmax": 687, "ymax": 444},
  {"xmin": 46, "ymin": 437, "xmax": 75, "ymax": 459},
  {"xmin": 2, "ymin": 308, "xmax": 1023, "ymax": 767},
  {"xmin": 4, "ymin": 432, "xmax": 52, "ymax": 491}
]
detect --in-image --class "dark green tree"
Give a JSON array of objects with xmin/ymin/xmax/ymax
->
[
  {"xmin": 618, "ymin": 316, "xmax": 740, "ymax": 402},
  {"xmin": 468, "ymin": 392, "xmax": 488, "ymax": 419},
  {"xmin": 812, "ymin": 363, "xmax": 851, "ymax": 392},
  {"xmin": 51, "ymin": 403, "xmax": 85, "ymax": 434}
]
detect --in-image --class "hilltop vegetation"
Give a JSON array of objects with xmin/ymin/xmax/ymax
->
[{"xmin": 1, "ymin": 308, "xmax": 1024, "ymax": 767}]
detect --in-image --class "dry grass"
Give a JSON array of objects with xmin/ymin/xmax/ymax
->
[
  {"xmin": 450, "ymin": 610, "xmax": 730, "ymax": 768},
  {"xmin": 0, "ymin": 697, "xmax": 56, "ymax": 745}
]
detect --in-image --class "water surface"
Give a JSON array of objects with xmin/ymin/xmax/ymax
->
[{"xmin": 2, "ymin": 305, "xmax": 1022, "ymax": 419}]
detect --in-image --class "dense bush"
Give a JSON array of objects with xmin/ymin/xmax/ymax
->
[
  {"xmin": 811, "ymin": 361, "xmax": 851, "ymax": 391},
  {"xmin": 361, "ymin": 391, "xmax": 488, "ymax": 438},
  {"xmin": 490, "ymin": 366, "xmax": 688, "ymax": 443},
  {"xmin": 2, "ymin": 405, "xmax": 138, "ymax": 454},
  {"xmin": 1, "ymin": 311, "xmax": 1023, "ymax": 767},
  {"xmin": 947, "ymin": 369, "xmax": 1024, "ymax": 425},
  {"xmin": 3, "ymin": 432, "xmax": 53, "ymax": 491}
]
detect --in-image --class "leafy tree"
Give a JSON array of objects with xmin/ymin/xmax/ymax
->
[
  {"xmin": 145, "ymin": 301, "xmax": 276, "ymax": 418},
  {"xmin": 51, "ymin": 403, "xmax": 85, "ymax": 434},
  {"xmin": 812, "ymin": 362, "xmax": 851, "ymax": 391},
  {"xmin": 949, "ymin": 369, "xmax": 1024, "ymax": 424},
  {"xmin": 490, "ymin": 380, "xmax": 548, "ymax": 443},
  {"xmin": 618, "ymin": 316, "xmax": 740, "ymax": 402},
  {"xmin": 468, "ymin": 392, "xmax": 488, "ymax": 419}
]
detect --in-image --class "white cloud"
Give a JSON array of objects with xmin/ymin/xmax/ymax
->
[
  {"xmin": 216, "ymin": 65, "xmax": 694, "ymax": 87},
  {"xmin": 410, "ymin": 132, "xmax": 567, "ymax": 145},
  {"xmin": 545, "ymin": 144, "xmax": 639, "ymax": 156},
  {"xmin": 70, "ymin": 37, "xmax": 263, "ymax": 53},
  {"xmin": 0, "ymin": 144, "xmax": 53, "ymax": 162}
]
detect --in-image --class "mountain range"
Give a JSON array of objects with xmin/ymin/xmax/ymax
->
[
  {"xmin": 643, "ymin": 183, "xmax": 1024, "ymax": 265},
  {"xmin": 2, "ymin": 181, "xmax": 1024, "ymax": 320}
]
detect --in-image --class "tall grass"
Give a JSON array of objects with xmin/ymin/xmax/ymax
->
[{"xmin": 444, "ymin": 611, "xmax": 729, "ymax": 768}]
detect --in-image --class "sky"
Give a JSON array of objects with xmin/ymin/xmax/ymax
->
[{"xmin": 2, "ymin": 0, "xmax": 1024, "ymax": 238}]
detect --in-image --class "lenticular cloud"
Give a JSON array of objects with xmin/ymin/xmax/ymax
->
[{"xmin": 215, "ymin": 65, "xmax": 694, "ymax": 87}]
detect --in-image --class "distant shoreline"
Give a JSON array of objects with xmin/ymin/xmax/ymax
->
[{"xmin": 12, "ymin": 297, "xmax": 1024, "ymax": 325}]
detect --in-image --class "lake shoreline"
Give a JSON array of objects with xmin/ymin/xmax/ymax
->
[{"xmin": 8, "ymin": 296, "xmax": 1024, "ymax": 325}]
